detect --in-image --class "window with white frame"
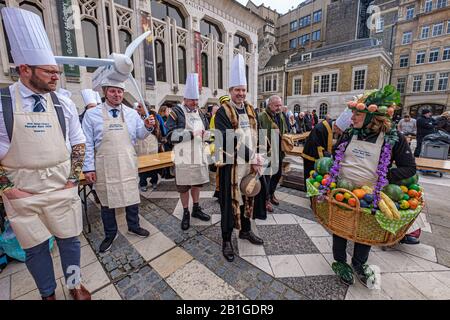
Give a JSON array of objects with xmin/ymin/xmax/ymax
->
[
  {"xmin": 312, "ymin": 30, "xmax": 321, "ymax": 41},
  {"xmin": 400, "ymin": 54, "xmax": 409, "ymax": 67},
  {"xmin": 353, "ymin": 68, "xmax": 366, "ymax": 90},
  {"xmin": 432, "ymin": 23, "xmax": 444, "ymax": 36},
  {"xmin": 293, "ymin": 77, "xmax": 302, "ymax": 95},
  {"xmin": 413, "ymin": 75, "xmax": 422, "ymax": 92},
  {"xmin": 447, "ymin": 20, "xmax": 450, "ymax": 33},
  {"xmin": 437, "ymin": 0, "xmax": 447, "ymax": 9},
  {"xmin": 429, "ymin": 48, "xmax": 439, "ymax": 62},
  {"xmin": 265, "ymin": 77, "xmax": 272, "ymax": 92},
  {"xmin": 424, "ymin": 0, "xmax": 433, "ymax": 12},
  {"xmin": 313, "ymin": 10, "xmax": 322, "ymax": 23},
  {"xmin": 299, "ymin": 34, "xmax": 310, "ymax": 46},
  {"xmin": 443, "ymin": 47, "xmax": 450, "ymax": 60},
  {"xmin": 397, "ymin": 78, "xmax": 406, "ymax": 93},
  {"xmin": 406, "ymin": 5, "xmax": 415, "ymax": 20},
  {"xmin": 424, "ymin": 74, "xmax": 435, "ymax": 91},
  {"xmin": 402, "ymin": 31, "xmax": 412, "ymax": 44},
  {"xmin": 290, "ymin": 20, "xmax": 298, "ymax": 31},
  {"xmin": 376, "ymin": 16, "xmax": 384, "ymax": 32},
  {"xmin": 421, "ymin": 26, "xmax": 430, "ymax": 39},
  {"xmin": 312, "ymin": 72, "xmax": 338, "ymax": 94},
  {"xmin": 319, "ymin": 103, "xmax": 328, "ymax": 119},
  {"xmin": 438, "ymin": 72, "xmax": 449, "ymax": 91},
  {"xmin": 416, "ymin": 50, "xmax": 426, "ymax": 64},
  {"xmin": 290, "ymin": 38, "xmax": 298, "ymax": 48}
]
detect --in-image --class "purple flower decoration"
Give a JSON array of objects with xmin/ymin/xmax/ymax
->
[{"xmin": 372, "ymin": 142, "xmax": 392, "ymax": 214}]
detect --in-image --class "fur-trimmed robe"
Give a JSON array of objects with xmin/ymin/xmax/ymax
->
[{"xmin": 215, "ymin": 98, "xmax": 266, "ymax": 233}]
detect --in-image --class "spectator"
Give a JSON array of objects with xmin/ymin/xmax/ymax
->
[
  {"xmin": 436, "ymin": 111, "xmax": 450, "ymax": 134},
  {"xmin": 296, "ymin": 112, "xmax": 307, "ymax": 133},
  {"xmin": 414, "ymin": 109, "xmax": 436, "ymax": 157},
  {"xmin": 304, "ymin": 111, "xmax": 313, "ymax": 131},
  {"xmin": 312, "ymin": 109, "xmax": 319, "ymax": 127},
  {"xmin": 158, "ymin": 105, "xmax": 170, "ymax": 123},
  {"xmin": 397, "ymin": 114, "xmax": 417, "ymax": 136}
]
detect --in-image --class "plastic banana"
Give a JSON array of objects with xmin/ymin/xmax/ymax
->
[
  {"xmin": 380, "ymin": 192, "xmax": 401, "ymax": 220},
  {"xmin": 378, "ymin": 199, "xmax": 394, "ymax": 219}
]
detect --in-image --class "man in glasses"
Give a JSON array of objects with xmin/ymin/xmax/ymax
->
[{"xmin": 0, "ymin": 8, "xmax": 89, "ymax": 300}]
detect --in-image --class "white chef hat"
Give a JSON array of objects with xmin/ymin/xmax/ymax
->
[
  {"xmin": 335, "ymin": 108, "xmax": 353, "ymax": 131},
  {"xmin": 184, "ymin": 73, "xmax": 199, "ymax": 100},
  {"xmin": 229, "ymin": 54, "xmax": 247, "ymax": 88},
  {"xmin": 1, "ymin": 7, "xmax": 57, "ymax": 66},
  {"xmin": 101, "ymin": 78, "xmax": 126, "ymax": 90},
  {"xmin": 81, "ymin": 89, "xmax": 98, "ymax": 106},
  {"xmin": 58, "ymin": 88, "xmax": 72, "ymax": 99},
  {"xmin": 95, "ymin": 91, "xmax": 102, "ymax": 104}
]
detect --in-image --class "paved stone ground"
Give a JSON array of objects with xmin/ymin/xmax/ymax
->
[{"xmin": 1, "ymin": 161, "xmax": 450, "ymax": 300}]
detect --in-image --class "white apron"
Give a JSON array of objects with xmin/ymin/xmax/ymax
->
[
  {"xmin": 135, "ymin": 132, "xmax": 159, "ymax": 156},
  {"xmin": 1, "ymin": 84, "xmax": 82, "ymax": 249},
  {"xmin": 95, "ymin": 105, "xmax": 140, "ymax": 209},
  {"xmin": 174, "ymin": 105, "xmax": 210, "ymax": 186},
  {"xmin": 339, "ymin": 133, "xmax": 385, "ymax": 188},
  {"xmin": 235, "ymin": 107, "xmax": 257, "ymax": 205}
]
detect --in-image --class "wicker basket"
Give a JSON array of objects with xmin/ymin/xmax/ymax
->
[{"xmin": 312, "ymin": 188, "xmax": 419, "ymax": 246}]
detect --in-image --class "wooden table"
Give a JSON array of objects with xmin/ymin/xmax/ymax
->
[
  {"xmin": 79, "ymin": 151, "xmax": 174, "ymax": 232},
  {"xmin": 286, "ymin": 132, "xmax": 310, "ymax": 142},
  {"xmin": 285, "ymin": 146, "xmax": 304, "ymax": 156},
  {"xmin": 415, "ymin": 157, "xmax": 450, "ymax": 173}
]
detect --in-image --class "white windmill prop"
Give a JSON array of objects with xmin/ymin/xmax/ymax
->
[{"xmin": 54, "ymin": 31, "xmax": 152, "ymax": 118}]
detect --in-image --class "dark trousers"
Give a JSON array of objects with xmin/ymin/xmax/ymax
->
[
  {"xmin": 269, "ymin": 163, "xmax": 283, "ymax": 196},
  {"xmin": 414, "ymin": 136, "xmax": 423, "ymax": 157},
  {"xmin": 25, "ymin": 236, "xmax": 80, "ymax": 297},
  {"xmin": 332, "ymin": 234, "xmax": 371, "ymax": 273},
  {"xmin": 101, "ymin": 204, "xmax": 140, "ymax": 238},
  {"xmin": 139, "ymin": 170, "xmax": 158, "ymax": 187},
  {"xmin": 222, "ymin": 205, "xmax": 251, "ymax": 242},
  {"xmin": 303, "ymin": 159, "xmax": 315, "ymax": 185}
]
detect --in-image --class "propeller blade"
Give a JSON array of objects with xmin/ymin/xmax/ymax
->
[
  {"xmin": 128, "ymin": 74, "xmax": 149, "ymax": 119},
  {"xmin": 124, "ymin": 31, "xmax": 152, "ymax": 58},
  {"xmin": 54, "ymin": 56, "xmax": 115, "ymax": 67}
]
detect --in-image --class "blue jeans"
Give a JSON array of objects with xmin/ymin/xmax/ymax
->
[
  {"xmin": 25, "ymin": 236, "xmax": 81, "ymax": 298},
  {"xmin": 101, "ymin": 204, "xmax": 140, "ymax": 239}
]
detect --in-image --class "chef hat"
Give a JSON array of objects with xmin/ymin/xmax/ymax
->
[
  {"xmin": 335, "ymin": 108, "xmax": 353, "ymax": 131},
  {"xmin": 58, "ymin": 88, "xmax": 72, "ymax": 99},
  {"xmin": 184, "ymin": 73, "xmax": 199, "ymax": 100},
  {"xmin": 101, "ymin": 79, "xmax": 126, "ymax": 90},
  {"xmin": 95, "ymin": 91, "xmax": 102, "ymax": 104},
  {"xmin": 1, "ymin": 8, "xmax": 57, "ymax": 66},
  {"xmin": 229, "ymin": 54, "xmax": 247, "ymax": 88},
  {"xmin": 81, "ymin": 89, "xmax": 98, "ymax": 106}
]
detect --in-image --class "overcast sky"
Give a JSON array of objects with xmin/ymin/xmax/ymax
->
[{"xmin": 236, "ymin": 0, "xmax": 305, "ymax": 15}]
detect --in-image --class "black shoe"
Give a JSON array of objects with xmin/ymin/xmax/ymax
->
[
  {"xmin": 222, "ymin": 241, "xmax": 235, "ymax": 262},
  {"xmin": 128, "ymin": 227, "xmax": 150, "ymax": 238},
  {"xmin": 181, "ymin": 212, "xmax": 190, "ymax": 230},
  {"xmin": 192, "ymin": 206, "xmax": 211, "ymax": 221},
  {"xmin": 239, "ymin": 231, "xmax": 264, "ymax": 245},
  {"xmin": 400, "ymin": 235, "xmax": 420, "ymax": 245},
  {"xmin": 99, "ymin": 234, "xmax": 118, "ymax": 253},
  {"xmin": 352, "ymin": 264, "xmax": 377, "ymax": 289}
]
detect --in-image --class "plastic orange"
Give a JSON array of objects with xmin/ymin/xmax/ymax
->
[
  {"xmin": 408, "ymin": 189, "xmax": 418, "ymax": 198},
  {"xmin": 322, "ymin": 179, "xmax": 328, "ymax": 186},
  {"xmin": 408, "ymin": 198, "xmax": 419, "ymax": 210},
  {"xmin": 335, "ymin": 193, "xmax": 344, "ymax": 202},
  {"xmin": 352, "ymin": 189, "xmax": 366, "ymax": 199},
  {"xmin": 416, "ymin": 191, "xmax": 422, "ymax": 199},
  {"xmin": 348, "ymin": 198, "xmax": 357, "ymax": 207}
]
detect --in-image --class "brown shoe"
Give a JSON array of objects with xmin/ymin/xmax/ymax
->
[
  {"xmin": 42, "ymin": 293, "xmax": 56, "ymax": 300},
  {"xmin": 69, "ymin": 284, "xmax": 92, "ymax": 300},
  {"xmin": 265, "ymin": 200, "xmax": 273, "ymax": 212},
  {"xmin": 270, "ymin": 194, "xmax": 280, "ymax": 206}
]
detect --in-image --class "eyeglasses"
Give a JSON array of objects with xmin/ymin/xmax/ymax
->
[{"xmin": 30, "ymin": 66, "xmax": 63, "ymax": 76}]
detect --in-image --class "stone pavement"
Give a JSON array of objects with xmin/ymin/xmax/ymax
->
[{"xmin": 1, "ymin": 160, "xmax": 450, "ymax": 300}]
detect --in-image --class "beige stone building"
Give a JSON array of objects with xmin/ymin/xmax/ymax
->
[
  {"xmin": 286, "ymin": 38, "xmax": 392, "ymax": 118},
  {"xmin": 391, "ymin": 0, "xmax": 450, "ymax": 117},
  {"xmin": 0, "ymin": 0, "xmax": 264, "ymax": 110}
]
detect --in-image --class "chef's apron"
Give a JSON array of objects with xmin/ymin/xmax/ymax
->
[
  {"xmin": 1, "ymin": 84, "xmax": 82, "ymax": 249},
  {"xmin": 94, "ymin": 104, "xmax": 140, "ymax": 209},
  {"xmin": 235, "ymin": 106, "xmax": 257, "ymax": 205},
  {"xmin": 174, "ymin": 105, "xmax": 209, "ymax": 186},
  {"xmin": 135, "ymin": 132, "xmax": 159, "ymax": 156},
  {"xmin": 339, "ymin": 133, "xmax": 385, "ymax": 188}
]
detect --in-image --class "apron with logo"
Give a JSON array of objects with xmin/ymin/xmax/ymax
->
[
  {"xmin": 339, "ymin": 133, "xmax": 385, "ymax": 188},
  {"xmin": 235, "ymin": 107, "xmax": 257, "ymax": 205},
  {"xmin": 1, "ymin": 84, "xmax": 82, "ymax": 249},
  {"xmin": 174, "ymin": 105, "xmax": 209, "ymax": 186},
  {"xmin": 95, "ymin": 104, "xmax": 140, "ymax": 209}
]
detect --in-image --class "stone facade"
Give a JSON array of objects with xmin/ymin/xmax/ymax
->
[
  {"xmin": 391, "ymin": 0, "xmax": 450, "ymax": 117},
  {"xmin": 286, "ymin": 39, "xmax": 392, "ymax": 118},
  {"xmin": 0, "ymin": 0, "xmax": 264, "ymax": 110}
]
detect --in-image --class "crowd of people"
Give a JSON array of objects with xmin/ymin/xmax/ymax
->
[{"xmin": 0, "ymin": 7, "xmax": 448, "ymax": 300}]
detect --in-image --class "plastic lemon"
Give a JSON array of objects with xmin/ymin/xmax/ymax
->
[
  {"xmin": 400, "ymin": 185, "xmax": 408, "ymax": 193},
  {"xmin": 344, "ymin": 192, "xmax": 352, "ymax": 200},
  {"xmin": 330, "ymin": 182, "xmax": 337, "ymax": 189},
  {"xmin": 399, "ymin": 200, "xmax": 410, "ymax": 210}
]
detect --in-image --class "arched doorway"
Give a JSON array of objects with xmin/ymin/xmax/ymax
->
[
  {"xmin": 409, "ymin": 104, "xmax": 446, "ymax": 118},
  {"xmin": 294, "ymin": 104, "xmax": 301, "ymax": 113}
]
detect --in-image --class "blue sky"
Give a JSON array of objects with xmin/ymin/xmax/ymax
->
[{"xmin": 236, "ymin": 0, "xmax": 305, "ymax": 14}]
